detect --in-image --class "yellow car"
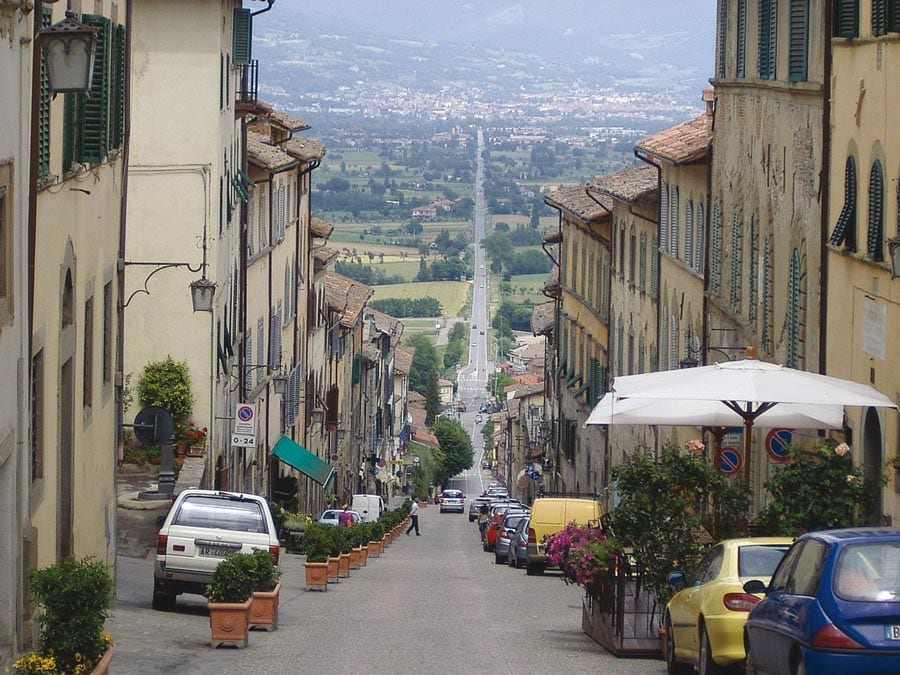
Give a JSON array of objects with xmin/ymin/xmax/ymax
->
[{"xmin": 664, "ymin": 537, "xmax": 793, "ymax": 674}]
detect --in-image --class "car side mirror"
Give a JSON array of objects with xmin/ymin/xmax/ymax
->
[
  {"xmin": 667, "ymin": 571, "xmax": 686, "ymax": 588},
  {"xmin": 743, "ymin": 579, "xmax": 767, "ymax": 595}
]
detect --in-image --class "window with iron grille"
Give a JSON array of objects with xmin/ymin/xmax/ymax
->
[
  {"xmin": 758, "ymin": 0, "xmax": 778, "ymax": 79},
  {"xmin": 737, "ymin": 0, "xmax": 748, "ymax": 77},
  {"xmin": 788, "ymin": 0, "xmax": 810, "ymax": 82},
  {"xmin": 833, "ymin": 0, "xmax": 859, "ymax": 36},
  {"xmin": 710, "ymin": 201, "xmax": 722, "ymax": 297},
  {"xmin": 717, "ymin": 0, "xmax": 729, "ymax": 78},
  {"xmin": 829, "ymin": 156, "xmax": 858, "ymax": 251},
  {"xmin": 867, "ymin": 159, "xmax": 884, "ymax": 261}
]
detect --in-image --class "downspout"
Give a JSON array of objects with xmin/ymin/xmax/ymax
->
[
  {"xmin": 27, "ymin": 0, "xmax": 43, "ymax": 434},
  {"xmin": 819, "ymin": 1, "xmax": 833, "ymax": 376},
  {"xmin": 250, "ymin": 0, "xmax": 275, "ymax": 17}
]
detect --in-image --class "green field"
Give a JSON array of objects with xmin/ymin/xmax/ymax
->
[{"xmin": 372, "ymin": 281, "xmax": 471, "ymax": 317}]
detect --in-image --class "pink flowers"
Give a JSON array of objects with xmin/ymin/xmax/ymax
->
[
  {"xmin": 685, "ymin": 439, "xmax": 706, "ymax": 453},
  {"xmin": 544, "ymin": 523, "xmax": 618, "ymax": 590}
]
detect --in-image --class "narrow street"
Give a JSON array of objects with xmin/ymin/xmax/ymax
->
[{"xmin": 107, "ymin": 483, "xmax": 667, "ymax": 674}]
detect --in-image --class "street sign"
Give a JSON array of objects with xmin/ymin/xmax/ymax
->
[
  {"xmin": 719, "ymin": 447, "xmax": 742, "ymax": 475},
  {"xmin": 765, "ymin": 428, "xmax": 793, "ymax": 462},
  {"xmin": 234, "ymin": 404, "xmax": 256, "ymax": 435},
  {"xmin": 231, "ymin": 433, "xmax": 256, "ymax": 448}
]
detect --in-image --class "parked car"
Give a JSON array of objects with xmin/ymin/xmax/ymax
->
[
  {"xmin": 743, "ymin": 528, "xmax": 900, "ymax": 675},
  {"xmin": 486, "ymin": 484, "xmax": 508, "ymax": 499},
  {"xmin": 664, "ymin": 537, "xmax": 793, "ymax": 674},
  {"xmin": 469, "ymin": 495, "xmax": 494, "ymax": 522},
  {"xmin": 475, "ymin": 414, "xmax": 483, "ymax": 423},
  {"xmin": 317, "ymin": 509, "xmax": 363, "ymax": 527},
  {"xmin": 495, "ymin": 512, "xmax": 530, "ymax": 565},
  {"xmin": 350, "ymin": 494, "xmax": 385, "ymax": 522},
  {"xmin": 508, "ymin": 516, "xmax": 530, "ymax": 569},
  {"xmin": 439, "ymin": 489, "xmax": 465, "ymax": 513},
  {"xmin": 526, "ymin": 497, "xmax": 602, "ymax": 575},
  {"xmin": 484, "ymin": 503, "xmax": 528, "ymax": 552},
  {"xmin": 153, "ymin": 489, "xmax": 279, "ymax": 611}
]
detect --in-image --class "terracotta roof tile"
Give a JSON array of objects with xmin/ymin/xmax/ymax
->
[
  {"xmin": 313, "ymin": 246, "xmax": 340, "ymax": 269},
  {"xmin": 635, "ymin": 114, "xmax": 711, "ymax": 165},
  {"xmin": 544, "ymin": 186, "xmax": 612, "ymax": 221},
  {"xmin": 325, "ymin": 271, "xmax": 373, "ymax": 328},
  {"xmin": 531, "ymin": 302, "xmax": 555, "ymax": 336},
  {"xmin": 588, "ymin": 166, "xmax": 658, "ymax": 203},
  {"xmin": 247, "ymin": 132, "xmax": 297, "ymax": 171},
  {"xmin": 310, "ymin": 216, "xmax": 334, "ymax": 239},
  {"xmin": 367, "ymin": 308, "xmax": 403, "ymax": 346},
  {"xmin": 283, "ymin": 136, "xmax": 326, "ymax": 162},
  {"xmin": 394, "ymin": 345, "xmax": 414, "ymax": 376}
]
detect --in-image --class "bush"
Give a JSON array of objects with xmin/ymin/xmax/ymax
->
[
  {"xmin": 205, "ymin": 553, "xmax": 256, "ymax": 603},
  {"xmin": 137, "ymin": 356, "xmax": 193, "ymax": 422},
  {"xmin": 27, "ymin": 557, "xmax": 114, "ymax": 674},
  {"xmin": 300, "ymin": 523, "xmax": 333, "ymax": 563},
  {"xmin": 250, "ymin": 549, "xmax": 281, "ymax": 592}
]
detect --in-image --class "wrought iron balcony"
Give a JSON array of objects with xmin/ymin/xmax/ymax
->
[{"xmin": 236, "ymin": 60, "xmax": 258, "ymax": 106}]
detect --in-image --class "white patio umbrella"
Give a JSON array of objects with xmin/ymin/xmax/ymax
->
[
  {"xmin": 585, "ymin": 392, "xmax": 844, "ymax": 430},
  {"xmin": 609, "ymin": 350, "xmax": 898, "ymax": 483}
]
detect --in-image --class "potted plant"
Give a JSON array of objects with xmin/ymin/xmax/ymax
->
[
  {"xmin": 182, "ymin": 422, "xmax": 208, "ymax": 456},
  {"xmin": 205, "ymin": 553, "xmax": 257, "ymax": 648},
  {"xmin": 324, "ymin": 526, "xmax": 342, "ymax": 583},
  {"xmin": 301, "ymin": 523, "xmax": 331, "ymax": 591},
  {"xmin": 16, "ymin": 557, "xmax": 114, "ymax": 675},
  {"xmin": 248, "ymin": 550, "xmax": 282, "ymax": 631},
  {"xmin": 335, "ymin": 526, "xmax": 352, "ymax": 578}
]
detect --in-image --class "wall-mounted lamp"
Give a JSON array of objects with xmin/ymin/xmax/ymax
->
[
  {"xmin": 40, "ymin": 10, "xmax": 98, "ymax": 94},
  {"xmin": 335, "ymin": 428, "xmax": 347, "ymax": 441},
  {"xmin": 240, "ymin": 363, "xmax": 288, "ymax": 396},
  {"xmin": 189, "ymin": 277, "xmax": 216, "ymax": 313},
  {"xmin": 888, "ymin": 236, "xmax": 900, "ymax": 279},
  {"xmin": 122, "ymin": 260, "xmax": 215, "ymax": 311},
  {"xmin": 310, "ymin": 408, "xmax": 325, "ymax": 425}
]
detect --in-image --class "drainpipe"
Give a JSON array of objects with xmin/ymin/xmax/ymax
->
[
  {"xmin": 819, "ymin": 1, "xmax": 833, "ymax": 377},
  {"xmin": 250, "ymin": 0, "xmax": 275, "ymax": 17}
]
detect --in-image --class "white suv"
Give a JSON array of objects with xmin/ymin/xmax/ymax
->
[
  {"xmin": 439, "ymin": 489, "xmax": 465, "ymax": 513},
  {"xmin": 153, "ymin": 489, "xmax": 280, "ymax": 610}
]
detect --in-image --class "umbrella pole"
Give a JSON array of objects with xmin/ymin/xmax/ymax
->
[{"xmin": 743, "ymin": 416, "xmax": 753, "ymax": 487}]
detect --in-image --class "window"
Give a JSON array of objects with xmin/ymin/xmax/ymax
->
[
  {"xmin": 669, "ymin": 185, "xmax": 680, "ymax": 257},
  {"xmin": 730, "ymin": 211, "xmax": 743, "ymax": 313},
  {"xmin": 243, "ymin": 331, "xmax": 252, "ymax": 401},
  {"xmin": 102, "ymin": 282, "xmax": 112, "ymax": 385},
  {"xmin": 717, "ymin": 0, "xmax": 729, "ymax": 78},
  {"xmin": 788, "ymin": 0, "xmax": 810, "ymax": 82},
  {"xmin": 661, "ymin": 307, "xmax": 669, "ymax": 370},
  {"xmin": 31, "ymin": 350, "xmax": 44, "ymax": 481},
  {"xmin": 689, "ymin": 546, "xmax": 724, "ymax": 586},
  {"xmin": 269, "ymin": 306, "xmax": 282, "ymax": 370},
  {"xmin": 749, "ymin": 216, "xmax": 759, "ymax": 330},
  {"xmin": 618, "ymin": 220, "xmax": 626, "ymax": 277},
  {"xmin": 833, "ymin": 0, "xmax": 859, "ymax": 37},
  {"xmin": 695, "ymin": 202, "xmax": 706, "ymax": 273},
  {"xmin": 829, "ymin": 156, "xmax": 858, "ymax": 251},
  {"xmin": 762, "ymin": 234, "xmax": 774, "ymax": 353},
  {"xmin": 629, "ymin": 227, "xmax": 636, "ymax": 284},
  {"xmin": 787, "ymin": 248, "xmax": 802, "ymax": 368},
  {"xmin": 256, "ymin": 318, "xmax": 265, "ymax": 387},
  {"xmin": 660, "ymin": 183, "xmax": 669, "ymax": 252},
  {"xmin": 685, "ymin": 200, "xmax": 694, "ymax": 266},
  {"xmin": 258, "ymin": 188, "xmax": 268, "ymax": 251},
  {"xmin": 233, "ymin": 8, "xmax": 252, "ymax": 65},
  {"xmin": 649, "ymin": 236, "xmax": 659, "ymax": 299},
  {"xmin": 38, "ymin": 9, "xmax": 52, "ymax": 178},
  {"xmin": 639, "ymin": 232, "xmax": 647, "ymax": 290},
  {"xmin": 284, "ymin": 263, "xmax": 292, "ymax": 322},
  {"xmin": 867, "ymin": 160, "xmax": 884, "ymax": 262},
  {"xmin": 737, "ymin": 0, "xmax": 748, "ymax": 77},
  {"xmin": 710, "ymin": 201, "xmax": 722, "ymax": 297},
  {"xmin": 83, "ymin": 295, "xmax": 93, "ymax": 412},
  {"xmin": 872, "ymin": 0, "xmax": 888, "ymax": 35},
  {"xmin": 759, "ymin": 0, "xmax": 778, "ymax": 79},
  {"xmin": 0, "ymin": 166, "xmax": 11, "ymax": 320}
]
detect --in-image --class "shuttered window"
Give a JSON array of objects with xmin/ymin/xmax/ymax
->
[
  {"xmin": 256, "ymin": 318, "xmax": 265, "ymax": 387},
  {"xmin": 829, "ymin": 156, "xmax": 858, "ymax": 251},
  {"xmin": 891, "ymin": 0, "xmax": 900, "ymax": 31},
  {"xmin": 710, "ymin": 201, "xmax": 722, "ymax": 297},
  {"xmin": 867, "ymin": 160, "xmax": 884, "ymax": 262},
  {"xmin": 762, "ymin": 235, "xmax": 774, "ymax": 354},
  {"xmin": 833, "ymin": 0, "xmax": 859, "ymax": 37},
  {"xmin": 243, "ymin": 333, "xmax": 252, "ymax": 401},
  {"xmin": 112, "ymin": 25, "xmax": 126, "ymax": 149},
  {"xmin": 659, "ymin": 182, "xmax": 669, "ymax": 252},
  {"xmin": 748, "ymin": 215, "xmax": 759, "ymax": 330},
  {"xmin": 38, "ymin": 9, "xmax": 52, "ymax": 178},
  {"xmin": 873, "ymin": 0, "xmax": 887, "ymax": 35},
  {"xmin": 649, "ymin": 236, "xmax": 659, "ymax": 299},
  {"xmin": 788, "ymin": 0, "xmax": 809, "ymax": 82},
  {"xmin": 730, "ymin": 211, "xmax": 743, "ymax": 313},
  {"xmin": 233, "ymin": 9, "xmax": 252, "ymax": 65},
  {"xmin": 685, "ymin": 200, "xmax": 694, "ymax": 266},
  {"xmin": 695, "ymin": 202, "xmax": 705, "ymax": 273},
  {"xmin": 786, "ymin": 249, "xmax": 801, "ymax": 368},
  {"xmin": 639, "ymin": 232, "xmax": 647, "ymax": 291},
  {"xmin": 670, "ymin": 185, "xmax": 679, "ymax": 257},
  {"xmin": 736, "ymin": 0, "xmax": 748, "ymax": 77},
  {"xmin": 80, "ymin": 15, "xmax": 111, "ymax": 164},
  {"xmin": 717, "ymin": 1, "xmax": 728, "ymax": 78},
  {"xmin": 758, "ymin": 0, "xmax": 777, "ymax": 79}
]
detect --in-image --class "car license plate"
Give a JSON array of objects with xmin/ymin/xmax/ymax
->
[
  {"xmin": 885, "ymin": 626, "xmax": 900, "ymax": 640},
  {"xmin": 199, "ymin": 545, "xmax": 232, "ymax": 558}
]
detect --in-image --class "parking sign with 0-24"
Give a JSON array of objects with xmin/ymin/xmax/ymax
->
[{"xmin": 231, "ymin": 433, "xmax": 256, "ymax": 447}]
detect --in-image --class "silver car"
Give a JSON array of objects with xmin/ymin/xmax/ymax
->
[
  {"xmin": 494, "ymin": 512, "xmax": 530, "ymax": 565},
  {"xmin": 439, "ymin": 489, "xmax": 466, "ymax": 513},
  {"xmin": 507, "ymin": 516, "xmax": 530, "ymax": 569},
  {"xmin": 318, "ymin": 509, "xmax": 362, "ymax": 526}
]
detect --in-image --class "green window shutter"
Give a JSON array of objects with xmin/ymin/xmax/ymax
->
[
  {"xmin": 79, "ymin": 15, "xmax": 111, "ymax": 164},
  {"xmin": 867, "ymin": 160, "xmax": 884, "ymax": 262},
  {"xmin": 38, "ymin": 8, "xmax": 52, "ymax": 177},
  {"xmin": 233, "ymin": 9, "xmax": 252, "ymax": 65},
  {"xmin": 828, "ymin": 156, "xmax": 857, "ymax": 250},
  {"xmin": 748, "ymin": 215, "xmax": 758, "ymax": 329},
  {"xmin": 729, "ymin": 211, "xmax": 742, "ymax": 312},
  {"xmin": 833, "ymin": 0, "xmax": 859, "ymax": 37},
  {"xmin": 758, "ymin": 0, "xmax": 777, "ymax": 79},
  {"xmin": 786, "ymin": 249, "xmax": 800, "ymax": 368},
  {"xmin": 736, "ymin": 0, "xmax": 747, "ymax": 77},
  {"xmin": 649, "ymin": 237, "xmax": 658, "ymax": 299},
  {"xmin": 111, "ymin": 24, "xmax": 126, "ymax": 149},
  {"xmin": 873, "ymin": 0, "xmax": 887, "ymax": 35},
  {"xmin": 717, "ymin": 1, "xmax": 728, "ymax": 78},
  {"xmin": 710, "ymin": 201, "xmax": 722, "ymax": 297},
  {"xmin": 788, "ymin": 0, "xmax": 809, "ymax": 82},
  {"xmin": 352, "ymin": 354, "xmax": 361, "ymax": 385},
  {"xmin": 63, "ymin": 94, "xmax": 76, "ymax": 171},
  {"xmin": 890, "ymin": 0, "xmax": 900, "ymax": 31}
]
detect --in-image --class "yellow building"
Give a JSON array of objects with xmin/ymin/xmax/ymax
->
[{"xmin": 826, "ymin": 1, "xmax": 900, "ymax": 523}]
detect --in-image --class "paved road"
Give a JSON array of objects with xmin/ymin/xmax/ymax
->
[{"xmin": 107, "ymin": 477, "xmax": 667, "ymax": 674}]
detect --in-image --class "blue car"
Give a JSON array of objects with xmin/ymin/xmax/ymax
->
[{"xmin": 743, "ymin": 528, "xmax": 900, "ymax": 675}]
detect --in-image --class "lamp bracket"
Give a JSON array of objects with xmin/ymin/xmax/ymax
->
[{"xmin": 122, "ymin": 260, "xmax": 204, "ymax": 308}]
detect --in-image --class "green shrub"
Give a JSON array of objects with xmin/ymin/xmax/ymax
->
[
  {"xmin": 249, "ymin": 549, "xmax": 281, "ymax": 592},
  {"xmin": 205, "ymin": 553, "xmax": 256, "ymax": 603},
  {"xmin": 28, "ymin": 557, "xmax": 114, "ymax": 674},
  {"xmin": 137, "ymin": 356, "xmax": 193, "ymax": 422},
  {"xmin": 300, "ymin": 523, "xmax": 332, "ymax": 563}
]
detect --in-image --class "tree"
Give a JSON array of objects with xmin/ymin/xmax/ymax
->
[
  {"xmin": 406, "ymin": 334, "xmax": 441, "ymax": 423},
  {"xmin": 405, "ymin": 221, "xmax": 423, "ymax": 235},
  {"xmin": 433, "ymin": 417, "xmax": 473, "ymax": 485}
]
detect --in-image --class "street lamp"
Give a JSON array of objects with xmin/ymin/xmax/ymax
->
[
  {"xmin": 40, "ymin": 11, "xmax": 98, "ymax": 94},
  {"xmin": 189, "ymin": 277, "xmax": 216, "ymax": 312}
]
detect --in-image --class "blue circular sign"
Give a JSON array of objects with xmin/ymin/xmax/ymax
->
[
  {"xmin": 719, "ymin": 447, "xmax": 742, "ymax": 475},
  {"xmin": 766, "ymin": 429, "xmax": 793, "ymax": 462},
  {"xmin": 237, "ymin": 405, "xmax": 254, "ymax": 422}
]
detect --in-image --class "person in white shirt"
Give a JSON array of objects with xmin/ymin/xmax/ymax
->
[{"xmin": 405, "ymin": 499, "xmax": 420, "ymax": 536}]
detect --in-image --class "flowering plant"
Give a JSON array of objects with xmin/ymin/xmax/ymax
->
[
  {"xmin": 177, "ymin": 421, "xmax": 208, "ymax": 446},
  {"xmin": 684, "ymin": 438, "xmax": 706, "ymax": 453},
  {"xmin": 544, "ymin": 523, "xmax": 618, "ymax": 591}
]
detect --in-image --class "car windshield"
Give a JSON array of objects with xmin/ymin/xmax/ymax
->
[
  {"xmin": 834, "ymin": 542, "xmax": 900, "ymax": 602},
  {"xmin": 738, "ymin": 544, "xmax": 791, "ymax": 577},
  {"xmin": 173, "ymin": 495, "xmax": 267, "ymax": 533}
]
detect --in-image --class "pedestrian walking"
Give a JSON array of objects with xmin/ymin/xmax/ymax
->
[
  {"xmin": 477, "ymin": 503, "xmax": 490, "ymax": 542},
  {"xmin": 406, "ymin": 499, "xmax": 420, "ymax": 535}
]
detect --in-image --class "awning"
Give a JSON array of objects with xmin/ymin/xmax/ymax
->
[{"xmin": 271, "ymin": 435, "xmax": 335, "ymax": 491}]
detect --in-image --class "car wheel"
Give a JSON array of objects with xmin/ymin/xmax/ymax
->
[
  {"xmin": 495, "ymin": 552, "xmax": 504, "ymax": 565},
  {"xmin": 507, "ymin": 553, "xmax": 515, "ymax": 567},
  {"xmin": 698, "ymin": 623, "xmax": 722, "ymax": 675},
  {"xmin": 744, "ymin": 637, "xmax": 757, "ymax": 675},
  {"xmin": 152, "ymin": 580, "xmax": 176, "ymax": 612},
  {"xmin": 665, "ymin": 615, "xmax": 688, "ymax": 674},
  {"xmin": 526, "ymin": 564, "xmax": 536, "ymax": 576}
]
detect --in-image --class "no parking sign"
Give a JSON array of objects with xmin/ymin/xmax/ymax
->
[
  {"xmin": 765, "ymin": 428, "xmax": 793, "ymax": 462},
  {"xmin": 718, "ymin": 447, "xmax": 742, "ymax": 475}
]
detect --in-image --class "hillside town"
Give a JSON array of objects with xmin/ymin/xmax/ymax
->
[{"xmin": 1, "ymin": 0, "xmax": 899, "ymax": 671}]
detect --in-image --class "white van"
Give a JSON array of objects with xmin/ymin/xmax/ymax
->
[{"xmin": 350, "ymin": 494, "xmax": 385, "ymax": 522}]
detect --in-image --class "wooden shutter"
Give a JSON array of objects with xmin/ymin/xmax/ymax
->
[
  {"xmin": 833, "ymin": 0, "xmax": 859, "ymax": 37},
  {"xmin": 829, "ymin": 156, "xmax": 858, "ymax": 250},
  {"xmin": 873, "ymin": 0, "xmax": 887, "ymax": 35},
  {"xmin": 717, "ymin": 1, "xmax": 728, "ymax": 78},
  {"xmin": 38, "ymin": 9, "xmax": 52, "ymax": 177},
  {"xmin": 63, "ymin": 94, "xmax": 76, "ymax": 171},
  {"xmin": 80, "ymin": 15, "xmax": 111, "ymax": 164},
  {"xmin": 758, "ymin": 0, "xmax": 777, "ymax": 79},
  {"xmin": 867, "ymin": 160, "xmax": 884, "ymax": 261},
  {"xmin": 736, "ymin": 0, "xmax": 747, "ymax": 77},
  {"xmin": 788, "ymin": 0, "xmax": 809, "ymax": 82},
  {"xmin": 233, "ymin": 9, "xmax": 252, "ymax": 64},
  {"xmin": 112, "ymin": 24, "xmax": 126, "ymax": 149}
]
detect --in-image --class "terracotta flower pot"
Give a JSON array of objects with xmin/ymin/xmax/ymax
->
[
  {"xmin": 338, "ymin": 552, "xmax": 351, "ymax": 578},
  {"xmin": 360, "ymin": 544, "xmax": 369, "ymax": 566},
  {"xmin": 368, "ymin": 539, "xmax": 381, "ymax": 558},
  {"xmin": 91, "ymin": 648, "xmax": 114, "ymax": 674},
  {"xmin": 207, "ymin": 597, "xmax": 252, "ymax": 648},
  {"xmin": 349, "ymin": 546, "xmax": 361, "ymax": 570},
  {"xmin": 327, "ymin": 556, "xmax": 340, "ymax": 583},
  {"xmin": 249, "ymin": 581, "xmax": 281, "ymax": 631},
  {"xmin": 304, "ymin": 561, "xmax": 328, "ymax": 591}
]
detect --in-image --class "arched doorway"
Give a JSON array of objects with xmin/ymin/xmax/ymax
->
[{"xmin": 862, "ymin": 407, "xmax": 884, "ymax": 525}]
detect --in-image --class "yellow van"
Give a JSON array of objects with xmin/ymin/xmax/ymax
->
[{"xmin": 525, "ymin": 497, "xmax": 602, "ymax": 575}]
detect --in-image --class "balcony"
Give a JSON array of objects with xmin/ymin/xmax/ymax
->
[{"xmin": 236, "ymin": 60, "xmax": 258, "ymax": 109}]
